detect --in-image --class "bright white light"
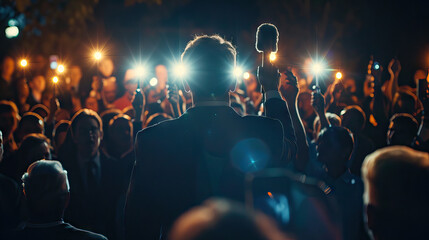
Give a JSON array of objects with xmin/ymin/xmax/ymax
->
[
  {"xmin": 269, "ymin": 52, "xmax": 277, "ymax": 62},
  {"xmin": 336, "ymin": 71, "xmax": 342, "ymax": 80},
  {"xmin": 5, "ymin": 26, "xmax": 19, "ymax": 38},
  {"xmin": 50, "ymin": 61, "xmax": 58, "ymax": 69},
  {"xmin": 172, "ymin": 62, "xmax": 189, "ymax": 79},
  {"xmin": 52, "ymin": 76, "xmax": 59, "ymax": 84},
  {"xmin": 20, "ymin": 59, "xmax": 28, "ymax": 67},
  {"xmin": 94, "ymin": 51, "xmax": 102, "ymax": 61},
  {"xmin": 57, "ymin": 64, "xmax": 65, "ymax": 73},
  {"xmin": 149, "ymin": 77, "xmax": 158, "ymax": 86},
  {"xmin": 311, "ymin": 61, "xmax": 326, "ymax": 76},
  {"xmin": 243, "ymin": 72, "xmax": 250, "ymax": 80},
  {"xmin": 135, "ymin": 65, "xmax": 148, "ymax": 78},
  {"xmin": 233, "ymin": 66, "xmax": 243, "ymax": 78}
]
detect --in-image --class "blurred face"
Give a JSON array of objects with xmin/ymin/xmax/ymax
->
[
  {"xmin": 69, "ymin": 66, "xmax": 82, "ymax": 87},
  {"xmin": 85, "ymin": 97, "xmax": 99, "ymax": 113},
  {"xmin": 103, "ymin": 80, "xmax": 117, "ymax": 103},
  {"xmin": 244, "ymin": 75, "xmax": 258, "ymax": 92},
  {"xmin": 17, "ymin": 78, "xmax": 30, "ymax": 102},
  {"xmin": 344, "ymin": 78, "xmax": 356, "ymax": 93},
  {"xmin": 73, "ymin": 117, "xmax": 102, "ymax": 157},
  {"xmin": 2, "ymin": 57, "xmax": 15, "ymax": 77},
  {"xmin": 110, "ymin": 119, "xmax": 132, "ymax": 150},
  {"xmin": 30, "ymin": 141, "xmax": 51, "ymax": 162},
  {"xmin": 29, "ymin": 76, "xmax": 46, "ymax": 92},
  {"xmin": 0, "ymin": 111, "xmax": 17, "ymax": 138},
  {"xmin": 155, "ymin": 65, "xmax": 168, "ymax": 90},
  {"xmin": 99, "ymin": 58, "xmax": 114, "ymax": 78}
]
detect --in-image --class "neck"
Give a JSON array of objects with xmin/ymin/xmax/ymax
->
[
  {"xmin": 193, "ymin": 94, "xmax": 229, "ymax": 106},
  {"xmin": 32, "ymin": 91, "xmax": 42, "ymax": 102}
]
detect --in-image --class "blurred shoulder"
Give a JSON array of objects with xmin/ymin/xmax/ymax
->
[{"xmin": 63, "ymin": 223, "xmax": 108, "ymax": 240}]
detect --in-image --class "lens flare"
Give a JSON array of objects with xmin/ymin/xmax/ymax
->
[
  {"xmin": 52, "ymin": 76, "xmax": 59, "ymax": 84},
  {"xmin": 233, "ymin": 66, "xmax": 243, "ymax": 78},
  {"xmin": 57, "ymin": 64, "xmax": 65, "ymax": 73},
  {"xmin": 20, "ymin": 59, "xmax": 28, "ymax": 67},
  {"xmin": 173, "ymin": 62, "xmax": 189, "ymax": 79},
  {"xmin": 243, "ymin": 72, "xmax": 250, "ymax": 80},
  {"xmin": 269, "ymin": 52, "xmax": 277, "ymax": 62},
  {"xmin": 94, "ymin": 51, "xmax": 102, "ymax": 61},
  {"xmin": 336, "ymin": 71, "xmax": 342, "ymax": 80},
  {"xmin": 149, "ymin": 77, "xmax": 158, "ymax": 86},
  {"xmin": 135, "ymin": 65, "xmax": 148, "ymax": 78}
]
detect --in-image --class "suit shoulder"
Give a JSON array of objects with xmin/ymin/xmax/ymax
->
[
  {"xmin": 242, "ymin": 115, "xmax": 283, "ymax": 128},
  {"xmin": 64, "ymin": 223, "xmax": 108, "ymax": 240},
  {"xmin": 136, "ymin": 118, "xmax": 179, "ymax": 140}
]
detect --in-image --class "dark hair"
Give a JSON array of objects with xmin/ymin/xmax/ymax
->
[
  {"xmin": 340, "ymin": 105, "xmax": 366, "ymax": 133},
  {"xmin": 0, "ymin": 100, "xmax": 19, "ymax": 116},
  {"xmin": 317, "ymin": 126, "xmax": 354, "ymax": 160},
  {"xmin": 16, "ymin": 133, "xmax": 51, "ymax": 178},
  {"xmin": 181, "ymin": 35, "xmax": 236, "ymax": 97},
  {"xmin": 22, "ymin": 160, "xmax": 69, "ymax": 220},
  {"xmin": 70, "ymin": 109, "xmax": 103, "ymax": 137}
]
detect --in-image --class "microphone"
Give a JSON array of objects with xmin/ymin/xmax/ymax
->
[{"xmin": 255, "ymin": 23, "xmax": 279, "ymax": 68}]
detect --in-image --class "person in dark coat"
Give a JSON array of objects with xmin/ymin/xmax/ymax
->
[{"xmin": 125, "ymin": 34, "xmax": 297, "ymax": 240}]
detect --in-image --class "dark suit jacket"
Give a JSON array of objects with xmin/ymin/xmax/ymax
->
[
  {"xmin": 61, "ymin": 152, "xmax": 122, "ymax": 240},
  {"xmin": 4, "ymin": 222, "xmax": 107, "ymax": 240},
  {"xmin": 125, "ymin": 97, "xmax": 296, "ymax": 239}
]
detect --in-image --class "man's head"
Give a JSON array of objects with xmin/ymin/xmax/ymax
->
[
  {"xmin": 16, "ymin": 112, "xmax": 44, "ymax": 143},
  {"xmin": 108, "ymin": 114, "xmax": 133, "ymax": 156},
  {"xmin": 313, "ymin": 112, "xmax": 341, "ymax": 141},
  {"xmin": 70, "ymin": 109, "xmax": 103, "ymax": 158},
  {"xmin": 362, "ymin": 146, "xmax": 429, "ymax": 240},
  {"xmin": 181, "ymin": 35, "xmax": 236, "ymax": 100},
  {"xmin": 28, "ymin": 75, "xmax": 46, "ymax": 93},
  {"xmin": 17, "ymin": 133, "xmax": 52, "ymax": 176},
  {"xmin": 169, "ymin": 198, "xmax": 290, "ymax": 240},
  {"xmin": 69, "ymin": 65, "xmax": 82, "ymax": 88},
  {"xmin": 340, "ymin": 105, "xmax": 366, "ymax": 134},
  {"xmin": 387, "ymin": 113, "xmax": 418, "ymax": 146},
  {"xmin": 22, "ymin": 160, "xmax": 70, "ymax": 222},
  {"xmin": 317, "ymin": 126, "xmax": 354, "ymax": 178}
]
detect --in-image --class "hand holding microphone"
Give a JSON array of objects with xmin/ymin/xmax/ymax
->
[{"xmin": 255, "ymin": 23, "xmax": 280, "ymax": 92}]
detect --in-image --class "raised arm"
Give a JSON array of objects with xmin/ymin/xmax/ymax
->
[
  {"xmin": 257, "ymin": 64, "xmax": 298, "ymax": 167},
  {"xmin": 280, "ymin": 70, "xmax": 309, "ymax": 171}
]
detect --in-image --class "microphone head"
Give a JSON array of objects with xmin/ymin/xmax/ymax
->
[{"xmin": 255, "ymin": 23, "xmax": 279, "ymax": 53}]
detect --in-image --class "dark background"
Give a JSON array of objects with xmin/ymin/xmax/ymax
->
[{"xmin": 1, "ymin": 0, "xmax": 429, "ymax": 86}]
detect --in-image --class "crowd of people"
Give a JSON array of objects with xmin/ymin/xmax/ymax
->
[{"xmin": 0, "ymin": 33, "xmax": 428, "ymax": 240}]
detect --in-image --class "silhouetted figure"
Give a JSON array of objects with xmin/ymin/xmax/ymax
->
[
  {"xmin": 169, "ymin": 199, "xmax": 292, "ymax": 240},
  {"xmin": 317, "ymin": 126, "xmax": 367, "ymax": 240},
  {"xmin": 362, "ymin": 146, "xmax": 429, "ymax": 240},
  {"xmin": 3, "ymin": 160, "xmax": 107, "ymax": 240},
  {"xmin": 0, "ymin": 133, "xmax": 51, "ymax": 183},
  {"xmin": 14, "ymin": 112, "xmax": 45, "ymax": 144},
  {"xmin": 0, "ymin": 56, "xmax": 16, "ymax": 101},
  {"xmin": 387, "ymin": 113, "xmax": 419, "ymax": 147},
  {"xmin": 0, "ymin": 101, "xmax": 19, "ymax": 159},
  {"xmin": 59, "ymin": 109, "xmax": 121, "ymax": 240},
  {"xmin": 340, "ymin": 106, "xmax": 375, "ymax": 176},
  {"xmin": 125, "ymin": 35, "xmax": 296, "ymax": 239},
  {"xmin": 0, "ymin": 130, "xmax": 21, "ymax": 233}
]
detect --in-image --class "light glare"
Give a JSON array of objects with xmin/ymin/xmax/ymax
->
[
  {"xmin": 269, "ymin": 52, "xmax": 277, "ymax": 62},
  {"xmin": 57, "ymin": 64, "xmax": 65, "ymax": 73},
  {"xmin": 173, "ymin": 62, "xmax": 189, "ymax": 79},
  {"xmin": 149, "ymin": 77, "xmax": 158, "ymax": 87},
  {"xmin": 233, "ymin": 66, "xmax": 243, "ymax": 78},
  {"xmin": 311, "ymin": 61, "xmax": 326, "ymax": 76},
  {"xmin": 94, "ymin": 51, "xmax": 102, "ymax": 61},
  {"xmin": 243, "ymin": 72, "xmax": 250, "ymax": 80},
  {"xmin": 20, "ymin": 59, "xmax": 28, "ymax": 67},
  {"xmin": 135, "ymin": 65, "xmax": 147, "ymax": 78},
  {"xmin": 5, "ymin": 26, "xmax": 19, "ymax": 38},
  {"xmin": 336, "ymin": 72, "xmax": 342, "ymax": 80},
  {"xmin": 52, "ymin": 76, "xmax": 59, "ymax": 84}
]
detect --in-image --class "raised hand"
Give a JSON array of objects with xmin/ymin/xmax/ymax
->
[
  {"xmin": 257, "ymin": 64, "xmax": 280, "ymax": 92},
  {"xmin": 280, "ymin": 70, "xmax": 299, "ymax": 105},
  {"xmin": 132, "ymin": 89, "xmax": 145, "ymax": 122},
  {"xmin": 311, "ymin": 90, "xmax": 325, "ymax": 116}
]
